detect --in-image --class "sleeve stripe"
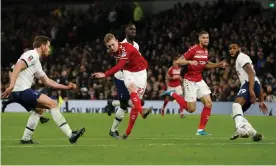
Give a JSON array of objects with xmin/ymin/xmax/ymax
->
[
  {"xmin": 20, "ymin": 59, "xmax": 29, "ymax": 67},
  {"xmin": 242, "ymin": 62, "xmax": 250, "ymax": 69},
  {"xmin": 119, "ymin": 58, "xmax": 128, "ymax": 60}
]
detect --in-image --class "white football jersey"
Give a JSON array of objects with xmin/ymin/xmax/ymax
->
[
  {"xmin": 121, "ymin": 38, "xmax": 139, "ymax": 50},
  {"xmin": 114, "ymin": 38, "xmax": 139, "ymax": 80},
  {"xmin": 235, "ymin": 52, "xmax": 260, "ymax": 86},
  {"xmin": 13, "ymin": 50, "xmax": 46, "ymax": 91}
]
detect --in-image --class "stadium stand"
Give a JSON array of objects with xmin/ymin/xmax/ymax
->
[{"xmin": 1, "ymin": 1, "xmax": 276, "ymax": 101}]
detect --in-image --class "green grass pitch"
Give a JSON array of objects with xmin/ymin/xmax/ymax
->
[{"xmin": 1, "ymin": 113, "xmax": 276, "ymax": 165}]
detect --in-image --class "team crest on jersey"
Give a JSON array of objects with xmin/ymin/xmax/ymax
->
[{"xmin": 28, "ymin": 56, "xmax": 33, "ymax": 61}]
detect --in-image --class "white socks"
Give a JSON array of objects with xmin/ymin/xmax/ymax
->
[
  {"xmin": 22, "ymin": 112, "xmax": 41, "ymax": 141},
  {"xmin": 232, "ymin": 103, "xmax": 257, "ymax": 137},
  {"xmin": 128, "ymin": 100, "xmax": 133, "ymax": 107},
  {"xmin": 232, "ymin": 103, "xmax": 245, "ymax": 128},
  {"xmin": 50, "ymin": 107, "xmax": 72, "ymax": 138},
  {"xmin": 112, "ymin": 100, "xmax": 133, "ymax": 107},
  {"xmin": 112, "ymin": 100, "xmax": 133, "ymax": 108},
  {"xmin": 111, "ymin": 107, "xmax": 126, "ymax": 132},
  {"xmin": 112, "ymin": 100, "xmax": 120, "ymax": 107}
]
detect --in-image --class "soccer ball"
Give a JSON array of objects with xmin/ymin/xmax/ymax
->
[{"xmin": 237, "ymin": 124, "xmax": 250, "ymax": 138}]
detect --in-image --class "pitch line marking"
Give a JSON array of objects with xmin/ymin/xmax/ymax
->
[
  {"xmin": 2, "ymin": 137, "xmax": 276, "ymax": 141},
  {"xmin": 2, "ymin": 142, "xmax": 275, "ymax": 148}
]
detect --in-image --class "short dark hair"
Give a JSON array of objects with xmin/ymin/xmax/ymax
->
[
  {"xmin": 172, "ymin": 52, "xmax": 180, "ymax": 60},
  {"xmin": 125, "ymin": 23, "xmax": 135, "ymax": 31},
  {"xmin": 229, "ymin": 41, "xmax": 241, "ymax": 47},
  {"xmin": 199, "ymin": 31, "xmax": 209, "ymax": 36},
  {"xmin": 33, "ymin": 36, "xmax": 51, "ymax": 48}
]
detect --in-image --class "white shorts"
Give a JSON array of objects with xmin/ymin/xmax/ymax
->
[
  {"xmin": 184, "ymin": 79, "xmax": 211, "ymax": 102},
  {"xmin": 123, "ymin": 69, "xmax": 147, "ymax": 99},
  {"xmin": 168, "ymin": 85, "xmax": 183, "ymax": 96},
  {"xmin": 114, "ymin": 71, "xmax": 124, "ymax": 80}
]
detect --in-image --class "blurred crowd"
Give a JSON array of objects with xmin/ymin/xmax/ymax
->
[{"xmin": 1, "ymin": 1, "xmax": 276, "ymax": 102}]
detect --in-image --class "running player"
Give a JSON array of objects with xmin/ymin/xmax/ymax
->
[
  {"xmin": 2, "ymin": 36, "xmax": 85, "ymax": 144},
  {"xmin": 161, "ymin": 31, "xmax": 227, "ymax": 135},
  {"xmin": 2, "ymin": 64, "xmax": 50, "ymax": 124},
  {"xmin": 228, "ymin": 41, "xmax": 267, "ymax": 141},
  {"xmin": 161, "ymin": 57, "xmax": 185, "ymax": 118},
  {"xmin": 105, "ymin": 24, "xmax": 152, "ymax": 138},
  {"xmin": 93, "ymin": 33, "xmax": 151, "ymax": 139}
]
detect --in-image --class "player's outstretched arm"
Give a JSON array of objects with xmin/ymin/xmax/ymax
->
[
  {"xmin": 176, "ymin": 57, "xmax": 197, "ymax": 65},
  {"xmin": 205, "ymin": 60, "xmax": 227, "ymax": 69},
  {"xmin": 243, "ymin": 63, "xmax": 256, "ymax": 104},
  {"xmin": 105, "ymin": 59, "xmax": 127, "ymax": 77},
  {"xmin": 94, "ymin": 59, "xmax": 127, "ymax": 78},
  {"xmin": 2, "ymin": 61, "xmax": 27, "ymax": 98},
  {"xmin": 40, "ymin": 75, "xmax": 76, "ymax": 90}
]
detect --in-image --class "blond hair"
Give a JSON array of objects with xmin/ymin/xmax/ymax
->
[{"xmin": 104, "ymin": 33, "xmax": 116, "ymax": 43}]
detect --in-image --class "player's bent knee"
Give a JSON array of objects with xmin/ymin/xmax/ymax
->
[
  {"xmin": 234, "ymin": 97, "xmax": 246, "ymax": 106},
  {"xmin": 187, "ymin": 107, "xmax": 196, "ymax": 113},
  {"xmin": 49, "ymin": 100, "xmax": 58, "ymax": 109},
  {"xmin": 204, "ymin": 100, "xmax": 212, "ymax": 108},
  {"xmin": 186, "ymin": 102, "xmax": 196, "ymax": 113},
  {"xmin": 37, "ymin": 94, "xmax": 58, "ymax": 109},
  {"xmin": 34, "ymin": 108, "xmax": 44, "ymax": 115},
  {"xmin": 127, "ymin": 83, "xmax": 137, "ymax": 93}
]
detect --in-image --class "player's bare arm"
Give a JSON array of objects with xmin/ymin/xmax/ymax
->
[
  {"xmin": 205, "ymin": 60, "xmax": 227, "ymax": 69},
  {"xmin": 40, "ymin": 75, "xmax": 76, "ymax": 90},
  {"xmin": 258, "ymin": 88, "xmax": 268, "ymax": 114},
  {"xmin": 176, "ymin": 56, "xmax": 198, "ymax": 65},
  {"xmin": 2, "ymin": 61, "xmax": 27, "ymax": 98},
  {"xmin": 243, "ymin": 63, "xmax": 256, "ymax": 104}
]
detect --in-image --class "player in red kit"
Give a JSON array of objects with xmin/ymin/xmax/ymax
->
[
  {"xmin": 93, "ymin": 33, "xmax": 151, "ymax": 139},
  {"xmin": 161, "ymin": 31, "xmax": 227, "ymax": 135},
  {"xmin": 161, "ymin": 57, "xmax": 185, "ymax": 118}
]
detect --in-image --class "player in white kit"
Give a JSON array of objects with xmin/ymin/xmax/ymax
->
[
  {"xmin": 2, "ymin": 63, "xmax": 50, "ymax": 124},
  {"xmin": 2, "ymin": 36, "xmax": 85, "ymax": 144},
  {"xmin": 228, "ymin": 41, "xmax": 268, "ymax": 141}
]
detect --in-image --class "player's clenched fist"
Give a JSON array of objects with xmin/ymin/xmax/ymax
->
[
  {"xmin": 219, "ymin": 60, "xmax": 228, "ymax": 68},
  {"xmin": 67, "ymin": 82, "xmax": 77, "ymax": 89}
]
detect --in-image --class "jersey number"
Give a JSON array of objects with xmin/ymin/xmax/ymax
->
[
  {"xmin": 237, "ymin": 89, "xmax": 246, "ymax": 95},
  {"xmin": 137, "ymin": 87, "xmax": 145, "ymax": 95}
]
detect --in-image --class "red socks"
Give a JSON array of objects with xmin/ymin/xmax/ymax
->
[
  {"xmin": 198, "ymin": 107, "xmax": 211, "ymax": 130},
  {"xmin": 172, "ymin": 93, "xmax": 188, "ymax": 110},
  {"xmin": 130, "ymin": 92, "xmax": 142, "ymax": 114},
  {"xmin": 162, "ymin": 98, "xmax": 169, "ymax": 109},
  {"xmin": 179, "ymin": 105, "xmax": 184, "ymax": 114},
  {"xmin": 126, "ymin": 108, "xmax": 138, "ymax": 135}
]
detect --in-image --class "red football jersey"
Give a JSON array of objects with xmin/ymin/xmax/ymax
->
[
  {"xmin": 114, "ymin": 42, "xmax": 148, "ymax": 72},
  {"xmin": 104, "ymin": 42, "xmax": 148, "ymax": 77},
  {"xmin": 182, "ymin": 44, "xmax": 208, "ymax": 82},
  {"xmin": 167, "ymin": 66, "xmax": 181, "ymax": 87}
]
